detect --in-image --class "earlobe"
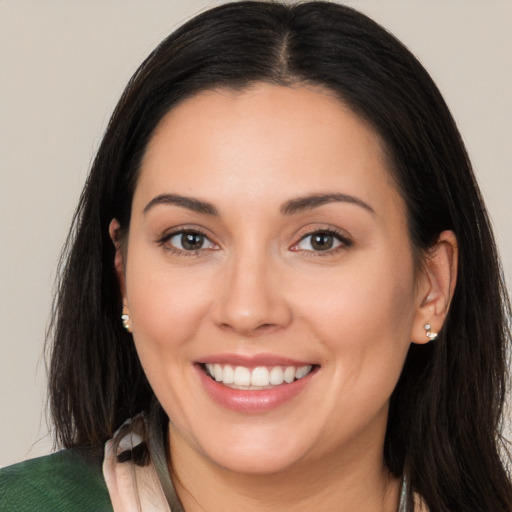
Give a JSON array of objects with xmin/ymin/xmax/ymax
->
[
  {"xmin": 411, "ymin": 230, "xmax": 458, "ymax": 344},
  {"xmin": 109, "ymin": 218, "xmax": 127, "ymax": 299}
]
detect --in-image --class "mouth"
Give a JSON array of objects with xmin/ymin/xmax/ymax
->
[
  {"xmin": 201, "ymin": 363, "xmax": 316, "ymax": 390},
  {"xmin": 195, "ymin": 358, "xmax": 319, "ymax": 413}
]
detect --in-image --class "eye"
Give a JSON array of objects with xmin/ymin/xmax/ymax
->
[
  {"xmin": 162, "ymin": 230, "xmax": 218, "ymax": 252},
  {"xmin": 291, "ymin": 230, "xmax": 351, "ymax": 253}
]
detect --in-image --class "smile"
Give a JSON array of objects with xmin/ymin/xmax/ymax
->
[
  {"xmin": 196, "ymin": 359, "xmax": 319, "ymax": 413},
  {"xmin": 204, "ymin": 364, "xmax": 313, "ymax": 389}
]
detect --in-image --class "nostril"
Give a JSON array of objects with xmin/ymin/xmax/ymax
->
[{"xmin": 255, "ymin": 323, "xmax": 277, "ymax": 332}]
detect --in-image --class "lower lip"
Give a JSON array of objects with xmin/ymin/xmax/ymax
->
[{"xmin": 195, "ymin": 365, "xmax": 316, "ymax": 413}]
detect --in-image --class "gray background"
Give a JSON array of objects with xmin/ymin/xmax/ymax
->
[{"xmin": 1, "ymin": 0, "xmax": 511, "ymax": 467}]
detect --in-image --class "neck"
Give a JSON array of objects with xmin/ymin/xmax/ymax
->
[{"xmin": 168, "ymin": 425, "xmax": 401, "ymax": 512}]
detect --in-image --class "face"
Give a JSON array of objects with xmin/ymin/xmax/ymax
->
[{"xmin": 117, "ymin": 84, "xmax": 429, "ymax": 476}]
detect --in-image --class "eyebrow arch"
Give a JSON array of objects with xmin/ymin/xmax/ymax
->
[
  {"xmin": 281, "ymin": 193, "xmax": 375, "ymax": 216},
  {"xmin": 143, "ymin": 193, "xmax": 219, "ymax": 216}
]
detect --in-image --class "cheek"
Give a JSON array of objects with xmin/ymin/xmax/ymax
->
[
  {"xmin": 294, "ymin": 255, "xmax": 416, "ymax": 435},
  {"xmin": 124, "ymin": 250, "xmax": 212, "ymax": 360},
  {"xmin": 123, "ymin": 252, "xmax": 215, "ymax": 423},
  {"xmin": 292, "ymin": 252, "xmax": 416, "ymax": 373}
]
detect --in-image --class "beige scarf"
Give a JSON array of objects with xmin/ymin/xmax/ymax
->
[{"xmin": 103, "ymin": 429, "xmax": 171, "ymax": 512}]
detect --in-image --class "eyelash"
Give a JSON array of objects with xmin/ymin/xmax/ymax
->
[
  {"xmin": 292, "ymin": 228, "xmax": 353, "ymax": 256},
  {"xmin": 157, "ymin": 228, "xmax": 217, "ymax": 257},
  {"xmin": 156, "ymin": 227, "xmax": 352, "ymax": 257}
]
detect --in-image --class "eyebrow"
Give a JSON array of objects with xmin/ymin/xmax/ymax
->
[
  {"xmin": 143, "ymin": 192, "xmax": 375, "ymax": 217},
  {"xmin": 280, "ymin": 193, "xmax": 375, "ymax": 216},
  {"xmin": 144, "ymin": 193, "xmax": 219, "ymax": 216}
]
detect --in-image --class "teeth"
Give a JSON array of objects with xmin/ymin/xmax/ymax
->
[
  {"xmin": 269, "ymin": 366, "xmax": 284, "ymax": 385},
  {"xmin": 284, "ymin": 366, "xmax": 295, "ymax": 383},
  {"xmin": 296, "ymin": 366, "xmax": 310, "ymax": 379},
  {"xmin": 251, "ymin": 367, "xmax": 270, "ymax": 386},
  {"xmin": 233, "ymin": 366, "xmax": 251, "ymax": 386},
  {"xmin": 204, "ymin": 363, "xmax": 313, "ymax": 388},
  {"xmin": 222, "ymin": 364, "xmax": 234, "ymax": 384}
]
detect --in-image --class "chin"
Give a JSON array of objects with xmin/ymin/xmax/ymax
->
[
  {"xmin": 208, "ymin": 447, "xmax": 306, "ymax": 476},
  {"xmin": 195, "ymin": 427, "xmax": 313, "ymax": 476}
]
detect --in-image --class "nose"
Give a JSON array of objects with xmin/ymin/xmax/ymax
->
[{"xmin": 212, "ymin": 251, "xmax": 292, "ymax": 336}]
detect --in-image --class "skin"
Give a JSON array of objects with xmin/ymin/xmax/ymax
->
[{"xmin": 111, "ymin": 83, "xmax": 457, "ymax": 511}]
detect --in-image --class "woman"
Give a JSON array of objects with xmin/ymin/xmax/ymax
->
[{"xmin": 1, "ymin": 1, "xmax": 511, "ymax": 511}]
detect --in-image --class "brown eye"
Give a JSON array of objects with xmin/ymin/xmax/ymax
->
[
  {"xmin": 293, "ymin": 230, "xmax": 351, "ymax": 253},
  {"xmin": 181, "ymin": 232, "xmax": 206, "ymax": 250},
  {"xmin": 167, "ymin": 231, "xmax": 214, "ymax": 251},
  {"xmin": 310, "ymin": 232, "xmax": 334, "ymax": 251}
]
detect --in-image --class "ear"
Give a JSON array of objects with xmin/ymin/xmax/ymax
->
[
  {"xmin": 411, "ymin": 230, "xmax": 458, "ymax": 344},
  {"xmin": 109, "ymin": 218, "xmax": 127, "ymax": 301}
]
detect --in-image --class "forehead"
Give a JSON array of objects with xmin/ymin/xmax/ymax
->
[{"xmin": 135, "ymin": 83, "xmax": 401, "ymax": 219}]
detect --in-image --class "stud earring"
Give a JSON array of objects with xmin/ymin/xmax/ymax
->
[
  {"xmin": 121, "ymin": 305, "xmax": 132, "ymax": 333},
  {"xmin": 424, "ymin": 323, "xmax": 438, "ymax": 341}
]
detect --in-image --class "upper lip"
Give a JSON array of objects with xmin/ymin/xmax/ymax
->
[{"xmin": 197, "ymin": 353, "xmax": 318, "ymax": 368}]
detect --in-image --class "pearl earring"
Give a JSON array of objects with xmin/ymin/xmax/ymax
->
[
  {"xmin": 121, "ymin": 306, "xmax": 132, "ymax": 333},
  {"xmin": 424, "ymin": 323, "xmax": 438, "ymax": 341}
]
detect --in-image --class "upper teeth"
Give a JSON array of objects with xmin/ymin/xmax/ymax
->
[{"xmin": 205, "ymin": 364, "xmax": 313, "ymax": 389}]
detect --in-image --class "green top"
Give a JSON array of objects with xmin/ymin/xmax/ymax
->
[{"xmin": 0, "ymin": 450, "xmax": 113, "ymax": 512}]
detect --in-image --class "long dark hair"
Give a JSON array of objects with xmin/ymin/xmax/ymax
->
[{"xmin": 47, "ymin": 2, "xmax": 512, "ymax": 510}]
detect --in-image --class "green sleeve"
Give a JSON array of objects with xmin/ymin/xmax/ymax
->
[{"xmin": 0, "ymin": 449, "xmax": 113, "ymax": 512}]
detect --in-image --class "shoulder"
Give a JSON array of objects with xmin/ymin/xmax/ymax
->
[{"xmin": 0, "ymin": 449, "xmax": 113, "ymax": 512}]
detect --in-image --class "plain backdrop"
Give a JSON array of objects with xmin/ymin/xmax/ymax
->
[{"xmin": 1, "ymin": 0, "xmax": 511, "ymax": 468}]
